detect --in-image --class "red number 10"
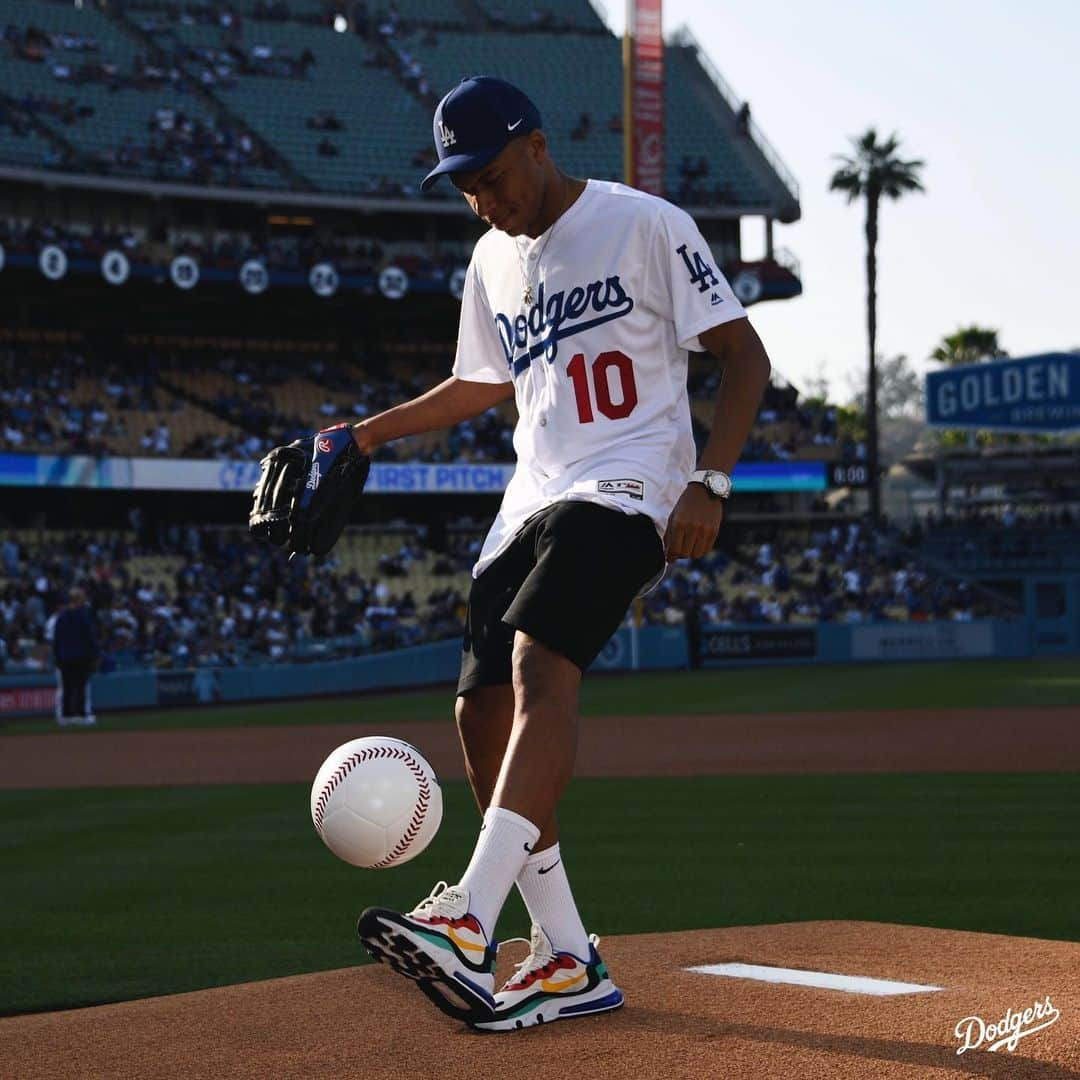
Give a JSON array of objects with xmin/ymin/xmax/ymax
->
[{"xmin": 566, "ymin": 350, "xmax": 638, "ymax": 424}]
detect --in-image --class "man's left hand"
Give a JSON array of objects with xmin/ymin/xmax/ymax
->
[{"xmin": 663, "ymin": 483, "xmax": 725, "ymax": 563}]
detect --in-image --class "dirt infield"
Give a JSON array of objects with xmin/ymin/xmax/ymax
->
[
  {"xmin": 2, "ymin": 922, "xmax": 1077, "ymax": 1079},
  {"xmin": 2, "ymin": 706, "xmax": 1079, "ymax": 789},
  {"xmin": 4, "ymin": 705, "xmax": 1079, "ymax": 1078}
]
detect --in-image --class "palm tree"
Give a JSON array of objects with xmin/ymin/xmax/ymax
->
[
  {"xmin": 930, "ymin": 327, "xmax": 1008, "ymax": 449},
  {"xmin": 931, "ymin": 326, "xmax": 1006, "ymax": 366},
  {"xmin": 830, "ymin": 129, "xmax": 925, "ymax": 524}
]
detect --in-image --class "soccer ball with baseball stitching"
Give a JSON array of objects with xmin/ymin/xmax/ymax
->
[{"xmin": 310, "ymin": 736, "xmax": 443, "ymax": 869}]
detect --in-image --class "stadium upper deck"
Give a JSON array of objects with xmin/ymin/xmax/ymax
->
[{"xmin": 0, "ymin": 0, "xmax": 799, "ymax": 219}]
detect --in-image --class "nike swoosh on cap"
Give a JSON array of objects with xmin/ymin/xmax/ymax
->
[{"xmin": 507, "ymin": 118, "xmax": 524, "ymax": 131}]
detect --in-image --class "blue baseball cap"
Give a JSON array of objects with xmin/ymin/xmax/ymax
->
[{"xmin": 421, "ymin": 76, "xmax": 542, "ymax": 192}]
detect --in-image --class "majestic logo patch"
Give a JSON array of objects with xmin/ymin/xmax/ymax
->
[
  {"xmin": 306, "ymin": 461, "xmax": 321, "ymax": 491},
  {"xmin": 597, "ymin": 478, "xmax": 644, "ymax": 501},
  {"xmin": 438, "ymin": 120, "xmax": 456, "ymax": 147},
  {"xmin": 710, "ymin": 292, "xmax": 724, "ymax": 307},
  {"xmin": 494, "ymin": 277, "xmax": 634, "ymax": 375},
  {"xmin": 677, "ymin": 243, "xmax": 719, "ymax": 294},
  {"xmin": 316, "ymin": 437, "xmax": 334, "ymax": 454}
]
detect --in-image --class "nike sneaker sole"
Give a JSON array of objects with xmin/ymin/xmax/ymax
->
[{"xmin": 357, "ymin": 907, "xmax": 495, "ymax": 1024}]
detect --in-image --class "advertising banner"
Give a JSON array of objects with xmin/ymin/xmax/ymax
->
[
  {"xmin": 850, "ymin": 622, "xmax": 995, "ymax": 661},
  {"xmin": 156, "ymin": 669, "xmax": 221, "ymax": 706},
  {"xmin": 0, "ymin": 457, "xmax": 825, "ymax": 495},
  {"xmin": 0, "ymin": 686, "xmax": 57, "ymax": 715},
  {"xmin": 700, "ymin": 627, "xmax": 817, "ymax": 661},
  {"xmin": 733, "ymin": 462, "xmax": 825, "ymax": 492},
  {"xmin": 0, "ymin": 454, "xmax": 514, "ymax": 494},
  {"xmin": 629, "ymin": 0, "xmax": 664, "ymax": 195},
  {"xmin": 925, "ymin": 353, "xmax": 1079, "ymax": 432}
]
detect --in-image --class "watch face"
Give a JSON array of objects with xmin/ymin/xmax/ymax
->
[{"xmin": 708, "ymin": 472, "xmax": 731, "ymax": 497}]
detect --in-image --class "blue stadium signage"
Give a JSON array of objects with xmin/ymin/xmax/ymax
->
[
  {"xmin": 0, "ymin": 455, "xmax": 828, "ymax": 494},
  {"xmin": 732, "ymin": 462, "xmax": 825, "ymax": 492},
  {"xmin": 925, "ymin": 352, "xmax": 1079, "ymax": 432}
]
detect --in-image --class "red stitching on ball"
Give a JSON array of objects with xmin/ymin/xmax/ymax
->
[{"xmin": 313, "ymin": 744, "xmax": 433, "ymax": 867}]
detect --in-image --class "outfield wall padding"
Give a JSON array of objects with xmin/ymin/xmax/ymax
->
[{"xmin": 0, "ymin": 619, "xmax": 1047, "ymax": 717}]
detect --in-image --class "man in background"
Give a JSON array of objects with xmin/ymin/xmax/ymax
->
[{"xmin": 53, "ymin": 586, "xmax": 99, "ymax": 727}]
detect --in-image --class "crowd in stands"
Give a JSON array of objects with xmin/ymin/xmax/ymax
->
[
  {"xmin": 134, "ymin": 15, "xmax": 319, "ymax": 87},
  {"xmin": 0, "ymin": 335, "xmax": 510, "ymax": 463},
  {"xmin": 383, "ymin": 24, "xmax": 438, "ymax": 105},
  {"xmin": 909, "ymin": 506, "xmax": 1079, "ymax": 536},
  {"xmin": 192, "ymin": 350, "xmax": 515, "ymax": 463},
  {"xmin": 1, "ymin": 3, "xmax": 745, "ymax": 207},
  {"xmin": 106, "ymin": 107, "xmax": 275, "ymax": 183},
  {"xmin": 0, "ymin": 217, "xmax": 140, "ymax": 260},
  {"xmin": 675, "ymin": 154, "xmax": 739, "ymax": 208},
  {"xmin": 0, "ymin": 522, "xmax": 476, "ymax": 673},
  {"xmin": 902, "ymin": 506, "xmax": 1080, "ymax": 572},
  {"xmin": 1, "ymin": 5, "xmax": 432, "ymax": 191},
  {"xmin": 0, "ymin": 345, "xmax": 174, "ymax": 457},
  {"xmin": 689, "ymin": 362, "xmax": 853, "ymax": 463},
  {"xmin": 127, "ymin": 1, "xmax": 449, "ymax": 185},
  {"xmin": 0, "ymin": 517, "xmax": 1014, "ymax": 676},
  {"xmin": 1, "ymin": 328, "xmax": 856, "ymax": 467},
  {"xmin": 646, "ymin": 520, "xmax": 1009, "ymax": 628},
  {"xmin": 2, "ymin": 92, "xmax": 95, "ymax": 131},
  {"xmin": 1, "ymin": 13, "xmax": 287, "ymax": 181}
]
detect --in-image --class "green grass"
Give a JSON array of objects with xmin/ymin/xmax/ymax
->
[
  {"xmin": 3, "ymin": 657, "xmax": 1079, "ymax": 735},
  {"xmin": 2, "ymin": 773, "xmax": 1078, "ymax": 1016}
]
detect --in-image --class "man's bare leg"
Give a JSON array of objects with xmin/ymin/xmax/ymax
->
[
  {"xmin": 488, "ymin": 631, "xmax": 580, "ymax": 831},
  {"xmin": 455, "ymin": 682, "xmax": 559, "ymax": 852}
]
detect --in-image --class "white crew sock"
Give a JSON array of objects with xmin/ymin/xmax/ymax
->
[
  {"xmin": 457, "ymin": 806, "xmax": 541, "ymax": 940},
  {"xmin": 516, "ymin": 843, "xmax": 590, "ymax": 958}
]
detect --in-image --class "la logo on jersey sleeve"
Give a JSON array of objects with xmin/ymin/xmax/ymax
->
[
  {"xmin": 676, "ymin": 242, "xmax": 728, "ymax": 308},
  {"xmin": 676, "ymin": 243, "xmax": 719, "ymax": 293}
]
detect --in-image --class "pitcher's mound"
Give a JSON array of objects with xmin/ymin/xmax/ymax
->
[{"xmin": 3, "ymin": 922, "xmax": 1078, "ymax": 1079}]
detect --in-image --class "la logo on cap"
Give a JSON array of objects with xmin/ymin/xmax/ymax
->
[{"xmin": 438, "ymin": 120, "xmax": 456, "ymax": 147}]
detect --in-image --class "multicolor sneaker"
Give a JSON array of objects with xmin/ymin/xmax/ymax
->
[
  {"xmin": 472, "ymin": 923, "xmax": 623, "ymax": 1032},
  {"xmin": 357, "ymin": 881, "xmax": 497, "ymax": 1023}
]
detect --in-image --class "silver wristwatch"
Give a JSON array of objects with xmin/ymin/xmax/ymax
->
[{"xmin": 688, "ymin": 469, "xmax": 733, "ymax": 499}]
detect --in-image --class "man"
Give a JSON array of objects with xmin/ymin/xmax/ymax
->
[
  {"xmin": 354, "ymin": 76, "xmax": 771, "ymax": 1031},
  {"xmin": 53, "ymin": 586, "xmax": 99, "ymax": 727}
]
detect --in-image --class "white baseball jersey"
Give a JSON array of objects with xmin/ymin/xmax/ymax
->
[{"xmin": 453, "ymin": 178, "xmax": 747, "ymax": 579}]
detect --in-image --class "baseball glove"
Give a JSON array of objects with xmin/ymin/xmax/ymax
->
[{"xmin": 249, "ymin": 423, "xmax": 371, "ymax": 557}]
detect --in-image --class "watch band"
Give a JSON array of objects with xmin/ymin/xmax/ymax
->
[{"xmin": 689, "ymin": 469, "xmax": 732, "ymax": 499}]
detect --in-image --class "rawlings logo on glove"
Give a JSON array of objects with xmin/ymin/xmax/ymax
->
[{"xmin": 249, "ymin": 423, "xmax": 370, "ymax": 557}]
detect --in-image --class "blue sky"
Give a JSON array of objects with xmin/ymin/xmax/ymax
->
[{"xmin": 602, "ymin": 0, "xmax": 1078, "ymax": 399}]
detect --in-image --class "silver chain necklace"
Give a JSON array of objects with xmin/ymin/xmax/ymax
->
[{"xmin": 516, "ymin": 178, "xmax": 570, "ymax": 306}]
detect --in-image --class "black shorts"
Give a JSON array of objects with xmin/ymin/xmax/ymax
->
[{"xmin": 457, "ymin": 500, "xmax": 665, "ymax": 694}]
